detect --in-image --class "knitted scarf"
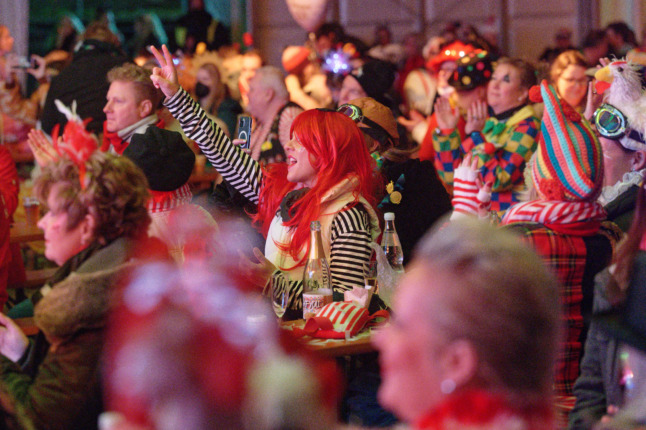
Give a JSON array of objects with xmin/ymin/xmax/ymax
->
[{"xmin": 502, "ymin": 199, "xmax": 607, "ymax": 236}]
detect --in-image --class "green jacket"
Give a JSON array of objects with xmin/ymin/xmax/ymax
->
[{"xmin": 0, "ymin": 237, "xmax": 135, "ymax": 430}]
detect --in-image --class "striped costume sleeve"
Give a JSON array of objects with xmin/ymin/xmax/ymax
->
[
  {"xmin": 270, "ymin": 204, "xmax": 373, "ymax": 311},
  {"xmin": 468, "ymin": 117, "xmax": 539, "ymax": 191},
  {"xmin": 164, "ymin": 88, "xmax": 262, "ymax": 204}
]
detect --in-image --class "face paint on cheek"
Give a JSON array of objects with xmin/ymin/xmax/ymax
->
[{"xmin": 292, "ymin": 136, "xmax": 305, "ymax": 152}]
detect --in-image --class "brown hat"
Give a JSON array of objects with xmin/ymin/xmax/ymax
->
[{"xmin": 346, "ymin": 97, "xmax": 398, "ymax": 141}]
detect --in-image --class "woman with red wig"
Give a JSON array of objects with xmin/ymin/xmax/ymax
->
[{"xmin": 150, "ymin": 46, "xmax": 380, "ymax": 318}]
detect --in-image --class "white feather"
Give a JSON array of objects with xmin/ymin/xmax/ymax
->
[
  {"xmin": 604, "ymin": 61, "xmax": 646, "ymax": 140},
  {"xmin": 54, "ymin": 99, "xmax": 81, "ymax": 122}
]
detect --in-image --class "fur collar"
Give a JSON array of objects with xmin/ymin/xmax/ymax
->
[{"xmin": 34, "ymin": 263, "xmax": 133, "ymax": 340}]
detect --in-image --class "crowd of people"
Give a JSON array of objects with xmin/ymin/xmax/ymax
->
[{"xmin": 0, "ymin": 8, "xmax": 646, "ymax": 430}]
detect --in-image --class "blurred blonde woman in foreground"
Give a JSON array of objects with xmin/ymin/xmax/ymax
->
[{"xmin": 374, "ymin": 217, "xmax": 560, "ymax": 429}]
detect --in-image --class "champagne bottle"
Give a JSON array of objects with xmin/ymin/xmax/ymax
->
[
  {"xmin": 381, "ymin": 212, "xmax": 404, "ymax": 273},
  {"xmin": 302, "ymin": 221, "xmax": 333, "ymax": 319}
]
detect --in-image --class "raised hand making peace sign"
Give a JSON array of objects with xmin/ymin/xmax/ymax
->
[{"xmin": 149, "ymin": 44, "xmax": 180, "ymax": 98}]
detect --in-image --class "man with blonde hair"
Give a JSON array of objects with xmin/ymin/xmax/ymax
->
[{"xmin": 102, "ymin": 62, "xmax": 164, "ymax": 152}]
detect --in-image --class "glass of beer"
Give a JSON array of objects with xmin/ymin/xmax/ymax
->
[
  {"xmin": 23, "ymin": 197, "xmax": 40, "ymax": 226},
  {"xmin": 363, "ymin": 261, "xmax": 378, "ymax": 292}
]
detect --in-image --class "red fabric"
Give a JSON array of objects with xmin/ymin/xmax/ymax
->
[
  {"xmin": 100, "ymin": 118, "xmax": 166, "ymax": 155},
  {"xmin": 101, "ymin": 122, "xmax": 128, "ymax": 155},
  {"xmin": 530, "ymin": 230, "xmax": 587, "ymax": 397},
  {"xmin": 416, "ymin": 389, "xmax": 554, "ymax": 430},
  {"xmin": 147, "ymin": 183, "xmax": 193, "ymax": 213},
  {"xmin": 418, "ymin": 114, "xmax": 466, "ymax": 162},
  {"xmin": 482, "ymin": 142, "xmax": 496, "ymax": 155},
  {"xmin": 503, "ymin": 223, "xmax": 592, "ymax": 397},
  {"xmin": 294, "ymin": 302, "xmax": 389, "ymax": 339},
  {"xmin": 452, "ymin": 177, "xmax": 480, "ymax": 215},
  {"xmin": 396, "ymin": 55, "xmax": 426, "ymax": 101},
  {"xmin": 502, "ymin": 200, "xmax": 607, "ymax": 237},
  {"xmin": 0, "ymin": 145, "xmax": 19, "ymax": 307}
]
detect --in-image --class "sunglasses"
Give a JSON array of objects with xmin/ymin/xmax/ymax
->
[
  {"xmin": 337, "ymin": 103, "xmax": 395, "ymax": 147},
  {"xmin": 594, "ymin": 103, "xmax": 646, "ymax": 144}
]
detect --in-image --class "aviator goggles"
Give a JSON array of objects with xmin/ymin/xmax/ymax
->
[
  {"xmin": 594, "ymin": 103, "xmax": 646, "ymax": 144},
  {"xmin": 337, "ymin": 103, "xmax": 395, "ymax": 147}
]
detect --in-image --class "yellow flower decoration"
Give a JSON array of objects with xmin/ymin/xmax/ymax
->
[
  {"xmin": 386, "ymin": 181, "xmax": 394, "ymax": 194},
  {"xmin": 261, "ymin": 141, "xmax": 273, "ymax": 151}
]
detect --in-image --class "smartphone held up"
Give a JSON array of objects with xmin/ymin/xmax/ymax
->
[{"xmin": 236, "ymin": 116, "xmax": 252, "ymax": 150}]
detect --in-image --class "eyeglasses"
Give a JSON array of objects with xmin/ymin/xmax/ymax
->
[
  {"xmin": 337, "ymin": 103, "xmax": 395, "ymax": 147},
  {"xmin": 594, "ymin": 103, "xmax": 646, "ymax": 144},
  {"xmin": 559, "ymin": 76, "xmax": 589, "ymax": 86}
]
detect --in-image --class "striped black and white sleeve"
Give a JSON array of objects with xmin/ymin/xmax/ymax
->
[
  {"xmin": 271, "ymin": 204, "xmax": 373, "ymax": 311},
  {"xmin": 164, "ymin": 88, "xmax": 261, "ymax": 204}
]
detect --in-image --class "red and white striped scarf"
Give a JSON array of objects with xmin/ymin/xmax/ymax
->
[
  {"xmin": 502, "ymin": 200, "xmax": 607, "ymax": 236},
  {"xmin": 147, "ymin": 183, "xmax": 193, "ymax": 213}
]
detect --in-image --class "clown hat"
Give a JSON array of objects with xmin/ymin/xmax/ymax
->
[
  {"xmin": 425, "ymin": 40, "xmax": 475, "ymax": 72},
  {"xmin": 448, "ymin": 50, "xmax": 493, "ymax": 91},
  {"xmin": 530, "ymin": 80, "xmax": 603, "ymax": 202}
]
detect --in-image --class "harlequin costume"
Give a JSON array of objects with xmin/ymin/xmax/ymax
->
[
  {"xmin": 433, "ymin": 103, "xmax": 539, "ymax": 212},
  {"xmin": 419, "ymin": 50, "xmax": 493, "ymax": 165}
]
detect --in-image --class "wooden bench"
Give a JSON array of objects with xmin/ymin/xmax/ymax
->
[{"xmin": 8, "ymin": 268, "xmax": 56, "ymax": 290}]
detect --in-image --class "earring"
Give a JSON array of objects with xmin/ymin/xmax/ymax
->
[{"xmin": 440, "ymin": 378, "xmax": 456, "ymax": 394}]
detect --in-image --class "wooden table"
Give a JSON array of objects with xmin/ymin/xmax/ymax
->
[
  {"xmin": 280, "ymin": 319, "xmax": 376, "ymax": 358},
  {"xmin": 10, "ymin": 222, "xmax": 44, "ymax": 244}
]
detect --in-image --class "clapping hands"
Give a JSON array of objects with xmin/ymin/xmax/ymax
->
[
  {"xmin": 465, "ymin": 100, "xmax": 488, "ymax": 135},
  {"xmin": 451, "ymin": 153, "xmax": 493, "ymax": 219},
  {"xmin": 434, "ymin": 97, "xmax": 459, "ymax": 130},
  {"xmin": 27, "ymin": 129, "xmax": 59, "ymax": 167}
]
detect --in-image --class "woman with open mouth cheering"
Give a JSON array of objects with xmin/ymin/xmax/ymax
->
[{"xmin": 150, "ymin": 45, "xmax": 380, "ymax": 320}]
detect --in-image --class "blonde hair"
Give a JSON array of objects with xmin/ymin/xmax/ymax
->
[
  {"xmin": 34, "ymin": 152, "xmax": 150, "ymax": 243},
  {"xmin": 197, "ymin": 62, "xmax": 226, "ymax": 114},
  {"xmin": 549, "ymin": 50, "xmax": 587, "ymax": 84},
  {"xmin": 415, "ymin": 217, "xmax": 560, "ymax": 404},
  {"xmin": 107, "ymin": 62, "xmax": 162, "ymax": 108},
  {"xmin": 254, "ymin": 66, "xmax": 289, "ymax": 101}
]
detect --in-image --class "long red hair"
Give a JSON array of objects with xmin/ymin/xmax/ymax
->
[{"xmin": 252, "ymin": 109, "xmax": 377, "ymax": 265}]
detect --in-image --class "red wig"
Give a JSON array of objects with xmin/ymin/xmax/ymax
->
[{"xmin": 253, "ymin": 109, "xmax": 377, "ymax": 267}]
